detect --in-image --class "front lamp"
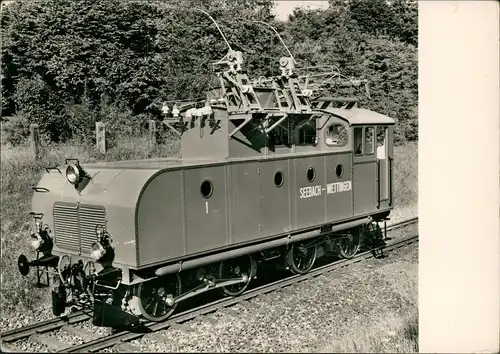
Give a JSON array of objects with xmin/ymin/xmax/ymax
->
[
  {"xmin": 30, "ymin": 233, "xmax": 43, "ymax": 251},
  {"xmin": 91, "ymin": 242, "xmax": 106, "ymax": 261},
  {"xmin": 66, "ymin": 164, "xmax": 81, "ymax": 185}
]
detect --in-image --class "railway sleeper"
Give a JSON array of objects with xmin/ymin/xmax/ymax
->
[
  {"xmin": 59, "ymin": 325, "xmax": 97, "ymax": 341},
  {"xmin": 30, "ymin": 333, "xmax": 69, "ymax": 352},
  {"xmin": 114, "ymin": 342, "xmax": 141, "ymax": 353}
]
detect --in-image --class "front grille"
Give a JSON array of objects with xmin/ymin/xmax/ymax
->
[
  {"xmin": 53, "ymin": 202, "xmax": 107, "ymax": 254},
  {"xmin": 53, "ymin": 203, "xmax": 79, "ymax": 251}
]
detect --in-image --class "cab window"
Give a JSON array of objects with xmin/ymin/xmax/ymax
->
[
  {"xmin": 365, "ymin": 127, "xmax": 375, "ymax": 155},
  {"xmin": 354, "ymin": 127, "xmax": 363, "ymax": 155},
  {"xmin": 376, "ymin": 126, "xmax": 387, "ymax": 159},
  {"xmin": 295, "ymin": 118, "xmax": 317, "ymax": 145},
  {"xmin": 268, "ymin": 117, "xmax": 290, "ymax": 147},
  {"xmin": 325, "ymin": 123, "xmax": 348, "ymax": 147}
]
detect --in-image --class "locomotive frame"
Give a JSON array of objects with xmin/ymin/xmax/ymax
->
[{"xmin": 17, "ymin": 14, "xmax": 395, "ymax": 328}]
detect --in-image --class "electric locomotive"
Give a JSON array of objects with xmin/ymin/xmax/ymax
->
[{"xmin": 16, "ymin": 19, "xmax": 395, "ymax": 327}]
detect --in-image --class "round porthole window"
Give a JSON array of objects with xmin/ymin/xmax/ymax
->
[
  {"xmin": 274, "ymin": 171, "xmax": 284, "ymax": 187},
  {"xmin": 307, "ymin": 167, "xmax": 316, "ymax": 182},
  {"xmin": 336, "ymin": 164, "xmax": 344, "ymax": 178},
  {"xmin": 200, "ymin": 180, "xmax": 213, "ymax": 198}
]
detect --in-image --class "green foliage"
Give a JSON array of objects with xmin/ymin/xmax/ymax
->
[
  {"xmin": 1, "ymin": 0, "xmax": 417, "ymax": 144},
  {"xmin": 358, "ymin": 36, "xmax": 418, "ymax": 143},
  {"xmin": 348, "ymin": 0, "xmax": 396, "ymax": 37},
  {"xmin": 64, "ymin": 95, "xmax": 149, "ymax": 150},
  {"xmin": 1, "ymin": 114, "xmax": 31, "ymax": 147},
  {"xmin": 64, "ymin": 95, "xmax": 99, "ymax": 144},
  {"xmin": 393, "ymin": 142, "xmax": 418, "ymax": 208},
  {"xmin": 288, "ymin": 3, "xmax": 417, "ymax": 143},
  {"xmin": 328, "ymin": 0, "xmax": 417, "ymax": 46},
  {"xmin": 99, "ymin": 103, "xmax": 148, "ymax": 148},
  {"xmin": 2, "ymin": 0, "xmax": 172, "ymax": 114},
  {"xmin": 13, "ymin": 75, "xmax": 67, "ymax": 142},
  {"xmin": 388, "ymin": 0, "xmax": 418, "ymax": 46}
]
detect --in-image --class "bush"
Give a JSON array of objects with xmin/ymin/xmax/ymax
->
[
  {"xmin": 1, "ymin": 0, "xmax": 279, "ymax": 143},
  {"xmin": 100, "ymin": 103, "xmax": 146, "ymax": 143},
  {"xmin": 393, "ymin": 142, "xmax": 418, "ymax": 209},
  {"xmin": 64, "ymin": 96, "xmax": 147, "ymax": 146},
  {"xmin": 1, "ymin": 114, "xmax": 31, "ymax": 147},
  {"xmin": 2, "ymin": 0, "xmax": 417, "ymax": 146},
  {"xmin": 64, "ymin": 96, "xmax": 99, "ymax": 144},
  {"xmin": 14, "ymin": 75, "xmax": 68, "ymax": 142}
]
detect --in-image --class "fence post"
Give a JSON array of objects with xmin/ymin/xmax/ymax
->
[
  {"xmin": 30, "ymin": 124, "xmax": 41, "ymax": 160},
  {"xmin": 96, "ymin": 121, "xmax": 106, "ymax": 154},
  {"xmin": 149, "ymin": 120, "xmax": 157, "ymax": 150}
]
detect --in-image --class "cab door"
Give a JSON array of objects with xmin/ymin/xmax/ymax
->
[
  {"xmin": 352, "ymin": 126, "xmax": 378, "ymax": 216},
  {"xmin": 376, "ymin": 126, "xmax": 393, "ymax": 210}
]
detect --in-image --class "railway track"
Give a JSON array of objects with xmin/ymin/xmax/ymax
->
[{"xmin": 1, "ymin": 217, "xmax": 418, "ymax": 353}]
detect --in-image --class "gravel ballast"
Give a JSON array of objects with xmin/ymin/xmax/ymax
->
[
  {"xmin": 2, "ymin": 232, "xmax": 417, "ymax": 353},
  {"xmin": 129, "ymin": 243, "xmax": 418, "ymax": 353}
]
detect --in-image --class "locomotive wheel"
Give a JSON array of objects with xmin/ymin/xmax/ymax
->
[
  {"xmin": 219, "ymin": 255, "xmax": 255, "ymax": 297},
  {"xmin": 136, "ymin": 274, "xmax": 181, "ymax": 322},
  {"xmin": 339, "ymin": 230, "xmax": 361, "ymax": 259},
  {"xmin": 286, "ymin": 242, "xmax": 317, "ymax": 274}
]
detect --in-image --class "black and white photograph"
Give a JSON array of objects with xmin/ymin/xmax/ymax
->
[{"xmin": 0, "ymin": 0, "xmax": 497, "ymax": 353}]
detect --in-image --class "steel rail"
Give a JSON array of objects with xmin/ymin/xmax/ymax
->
[
  {"xmin": 0, "ymin": 217, "xmax": 418, "ymax": 352},
  {"xmin": 386, "ymin": 216, "xmax": 418, "ymax": 230},
  {"xmin": 64, "ymin": 226, "xmax": 418, "ymax": 352},
  {"xmin": 0, "ymin": 311, "xmax": 91, "ymax": 343}
]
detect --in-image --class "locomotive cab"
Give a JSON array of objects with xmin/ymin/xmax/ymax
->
[{"xmin": 314, "ymin": 106, "xmax": 395, "ymax": 218}]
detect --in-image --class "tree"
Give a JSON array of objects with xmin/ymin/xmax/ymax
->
[
  {"xmin": 1, "ymin": 0, "xmax": 279, "ymax": 141},
  {"xmin": 1, "ymin": 0, "xmax": 417, "ymax": 144},
  {"xmin": 285, "ymin": 3, "xmax": 417, "ymax": 142},
  {"xmin": 388, "ymin": 0, "xmax": 418, "ymax": 45},
  {"xmin": 348, "ymin": 0, "xmax": 395, "ymax": 37}
]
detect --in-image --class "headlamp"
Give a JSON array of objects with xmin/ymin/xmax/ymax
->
[
  {"xmin": 30, "ymin": 233, "xmax": 43, "ymax": 251},
  {"xmin": 66, "ymin": 164, "xmax": 81, "ymax": 185},
  {"xmin": 91, "ymin": 242, "xmax": 106, "ymax": 261}
]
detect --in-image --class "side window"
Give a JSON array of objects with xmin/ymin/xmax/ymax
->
[
  {"xmin": 325, "ymin": 124, "xmax": 348, "ymax": 146},
  {"xmin": 354, "ymin": 127, "xmax": 363, "ymax": 155},
  {"xmin": 376, "ymin": 126, "xmax": 387, "ymax": 159},
  {"xmin": 295, "ymin": 118, "xmax": 317, "ymax": 145},
  {"xmin": 365, "ymin": 127, "xmax": 375, "ymax": 155},
  {"xmin": 268, "ymin": 117, "xmax": 290, "ymax": 146}
]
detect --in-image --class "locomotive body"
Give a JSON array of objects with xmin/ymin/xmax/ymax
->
[
  {"xmin": 31, "ymin": 109, "xmax": 393, "ymax": 269},
  {"xmin": 18, "ymin": 19, "xmax": 395, "ymax": 327}
]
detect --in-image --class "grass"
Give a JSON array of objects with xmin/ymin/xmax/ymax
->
[
  {"xmin": 392, "ymin": 141, "xmax": 418, "ymax": 221},
  {"xmin": 321, "ymin": 312, "xmax": 418, "ymax": 353},
  {"xmin": 0, "ymin": 136, "xmax": 180, "ymax": 317},
  {"xmin": 0, "ymin": 137, "xmax": 418, "ymax": 324},
  {"xmin": 317, "ymin": 249, "xmax": 419, "ymax": 353}
]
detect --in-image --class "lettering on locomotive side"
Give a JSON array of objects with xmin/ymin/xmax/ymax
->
[
  {"xmin": 299, "ymin": 185, "xmax": 322, "ymax": 199},
  {"xmin": 326, "ymin": 180, "xmax": 352, "ymax": 194},
  {"xmin": 299, "ymin": 180, "xmax": 353, "ymax": 199}
]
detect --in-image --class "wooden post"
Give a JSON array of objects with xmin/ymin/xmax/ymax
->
[
  {"xmin": 96, "ymin": 121, "xmax": 106, "ymax": 154},
  {"xmin": 149, "ymin": 119, "xmax": 157, "ymax": 150},
  {"xmin": 30, "ymin": 124, "xmax": 41, "ymax": 160}
]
